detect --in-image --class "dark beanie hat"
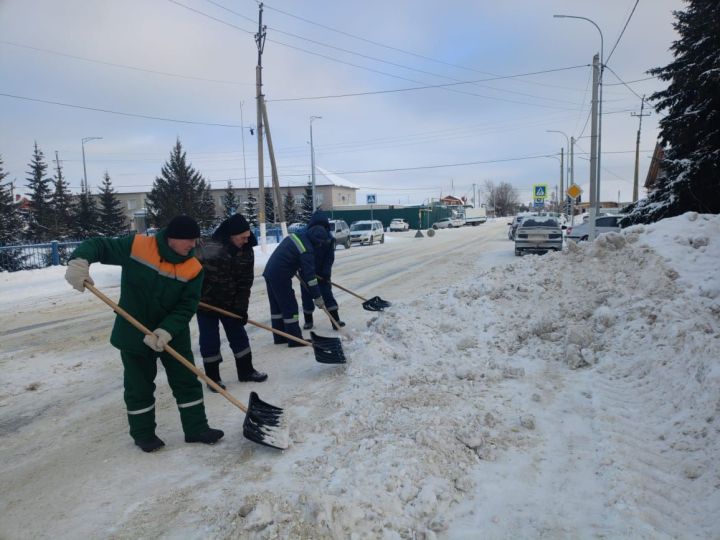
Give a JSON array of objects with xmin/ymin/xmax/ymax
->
[
  {"xmin": 212, "ymin": 213, "xmax": 250, "ymax": 241},
  {"xmin": 165, "ymin": 215, "xmax": 201, "ymax": 239}
]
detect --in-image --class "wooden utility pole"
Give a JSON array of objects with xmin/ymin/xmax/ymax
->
[
  {"xmin": 255, "ymin": 3, "xmax": 267, "ymax": 249},
  {"xmin": 631, "ymin": 95, "xmax": 650, "ymax": 202}
]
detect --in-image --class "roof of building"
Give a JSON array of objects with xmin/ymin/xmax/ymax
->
[{"xmin": 314, "ymin": 166, "xmax": 359, "ymax": 189}]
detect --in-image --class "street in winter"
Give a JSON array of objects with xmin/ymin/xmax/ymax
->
[
  {"xmin": 1, "ymin": 0, "xmax": 719, "ymax": 538},
  {"xmin": 1, "ymin": 218, "xmax": 719, "ymax": 538}
]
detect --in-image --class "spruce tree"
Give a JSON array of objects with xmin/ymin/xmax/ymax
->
[
  {"xmin": 74, "ymin": 189, "xmax": 99, "ymax": 238},
  {"xmin": 97, "ymin": 172, "xmax": 127, "ymax": 235},
  {"xmin": 145, "ymin": 139, "xmax": 216, "ymax": 227},
  {"xmin": 299, "ymin": 180, "xmax": 314, "ymax": 223},
  {"xmin": 222, "ymin": 180, "xmax": 239, "ymax": 217},
  {"xmin": 25, "ymin": 142, "xmax": 53, "ymax": 241},
  {"xmin": 244, "ymin": 191, "xmax": 258, "ymax": 226},
  {"xmin": 49, "ymin": 153, "xmax": 75, "ymax": 239},
  {"xmin": 624, "ymin": 0, "xmax": 720, "ymax": 224},
  {"xmin": 283, "ymin": 190, "xmax": 298, "ymax": 224},
  {"xmin": 0, "ymin": 157, "xmax": 26, "ymax": 271},
  {"xmin": 264, "ymin": 190, "xmax": 275, "ymax": 223}
]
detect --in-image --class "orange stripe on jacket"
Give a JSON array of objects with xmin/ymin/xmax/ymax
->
[{"xmin": 130, "ymin": 235, "xmax": 202, "ymax": 283}]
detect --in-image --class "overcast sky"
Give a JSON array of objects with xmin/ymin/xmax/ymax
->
[{"xmin": 0, "ymin": 0, "xmax": 683, "ymax": 206}]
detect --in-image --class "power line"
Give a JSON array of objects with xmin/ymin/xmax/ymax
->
[
  {"xmin": 0, "ymin": 40, "xmax": 252, "ymax": 86},
  {"xmin": 0, "ymin": 92, "xmax": 245, "ymax": 128},
  {"xmin": 603, "ymin": 65, "xmax": 644, "ymax": 100},
  {"xmin": 267, "ymin": 65, "xmax": 589, "ymax": 103},
  {"xmin": 606, "ymin": 0, "xmax": 640, "ymax": 65}
]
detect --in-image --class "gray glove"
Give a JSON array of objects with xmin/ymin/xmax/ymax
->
[
  {"xmin": 143, "ymin": 328, "xmax": 172, "ymax": 352},
  {"xmin": 65, "ymin": 258, "xmax": 93, "ymax": 292},
  {"xmin": 313, "ymin": 296, "xmax": 325, "ymax": 309}
]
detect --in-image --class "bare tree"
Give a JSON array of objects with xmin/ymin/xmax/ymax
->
[{"xmin": 483, "ymin": 180, "xmax": 520, "ymax": 217}]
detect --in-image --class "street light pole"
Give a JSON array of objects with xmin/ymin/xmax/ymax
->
[
  {"xmin": 546, "ymin": 129, "xmax": 569, "ymax": 211},
  {"xmin": 309, "ymin": 115, "xmax": 322, "ymax": 212},
  {"xmin": 554, "ymin": 14, "xmax": 604, "ymax": 214},
  {"xmin": 81, "ymin": 137, "xmax": 102, "ymax": 193}
]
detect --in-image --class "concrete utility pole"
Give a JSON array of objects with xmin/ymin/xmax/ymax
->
[
  {"xmin": 557, "ymin": 149, "xmax": 563, "ymax": 212},
  {"xmin": 261, "ymin": 97, "xmax": 286, "ymax": 233},
  {"xmin": 588, "ymin": 53, "xmax": 600, "ymax": 241},
  {"xmin": 309, "ymin": 116, "xmax": 321, "ymax": 211},
  {"xmin": 81, "ymin": 137, "xmax": 102, "ymax": 193},
  {"xmin": 239, "ymin": 101, "xmax": 248, "ymax": 191},
  {"xmin": 631, "ymin": 95, "xmax": 650, "ymax": 202},
  {"xmin": 255, "ymin": 2, "xmax": 267, "ymax": 250}
]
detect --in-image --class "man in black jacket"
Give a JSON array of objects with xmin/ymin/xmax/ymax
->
[{"xmin": 195, "ymin": 214, "xmax": 267, "ymax": 391}]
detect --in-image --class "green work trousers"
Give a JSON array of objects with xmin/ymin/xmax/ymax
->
[{"xmin": 121, "ymin": 349, "xmax": 209, "ymax": 441}]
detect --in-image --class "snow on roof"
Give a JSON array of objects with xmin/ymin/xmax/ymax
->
[{"xmin": 314, "ymin": 165, "xmax": 359, "ymax": 189}]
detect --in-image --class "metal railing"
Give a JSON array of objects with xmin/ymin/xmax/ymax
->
[{"xmin": 0, "ymin": 240, "xmax": 82, "ymax": 272}]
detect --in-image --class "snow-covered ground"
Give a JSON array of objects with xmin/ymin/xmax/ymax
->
[{"xmin": 1, "ymin": 215, "xmax": 718, "ymax": 539}]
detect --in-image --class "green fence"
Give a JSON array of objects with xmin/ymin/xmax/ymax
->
[{"xmin": 327, "ymin": 205, "xmax": 453, "ymax": 230}]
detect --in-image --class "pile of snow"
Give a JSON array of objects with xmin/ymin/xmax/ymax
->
[{"xmin": 203, "ymin": 213, "xmax": 719, "ymax": 538}]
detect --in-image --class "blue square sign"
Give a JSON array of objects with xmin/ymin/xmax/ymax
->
[{"xmin": 366, "ymin": 194, "xmax": 377, "ymax": 204}]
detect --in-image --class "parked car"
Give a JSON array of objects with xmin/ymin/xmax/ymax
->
[
  {"xmin": 329, "ymin": 219, "xmax": 351, "ymax": 249},
  {"xmin": 507, "ymin": 213, "xmax": 536, "ymax": 240},
  {"xmin": 514, "ymin": 217, "xmax": 564, "ymax": 256},
  {"xmin": 350, "ymin": 220, "xmax": 385, "ymax": 245},
  {"xmin": 389, "ymin": 218, "xmax": 410, "ymax": 232},
  {"xmin": 432, "ymin": 217, "xmax": 464, "ymax": 229},
  {"xmin": 566, "ymin": 214, "xmax": 623, "ymax": 241},
  {"xmin": 288, "ymin": 222, "xmax": 306, "ymax": 232}
]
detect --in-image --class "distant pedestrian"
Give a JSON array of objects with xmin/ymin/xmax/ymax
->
[
  {"xmin": 64, "ymin": 215, "xmax": 223, "ymax": 453},
  {"xmin": 195, "ymin": 214, "xmax": 267, "ymax": 390}
]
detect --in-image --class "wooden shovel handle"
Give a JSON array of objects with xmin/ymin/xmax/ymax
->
[
  {"xmin": 328, "ymin": 280, "xmax": 368, "ymax": 302},
  {"xmin": 85, "ymin": 282, "xmax": 248, "ymax": 413},
  {"xmin": 198, "ymin": 302, "xmax": 312, "ymax": 347}
]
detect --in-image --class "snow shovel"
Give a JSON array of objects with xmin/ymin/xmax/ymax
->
[
  {"xmin": 329, "ymin": 280, "xmax": 392, "ymax": 311},
  {"xmin": 295, "ymin": 274, "xmax": 347, "ymax": 332},
  {"xmin": 198, "ymin": 302, "xmax": 346, "ymax": 364},
  {"xmin": 85, "ymin": 283, "xmax": 289, "ymax": 450}
]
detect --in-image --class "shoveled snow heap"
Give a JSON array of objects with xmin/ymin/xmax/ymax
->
[{"xmin": 199, "ymin": 212, "xmax": 719, "ymax": 538}]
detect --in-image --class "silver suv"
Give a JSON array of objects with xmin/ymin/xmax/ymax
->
[
  {"xmin": 329, "ymin": 219, "xmax": 351, "ymax": 249},
  {"xmin": 350, "ymin": 220, "xmax": 385, "ymax": 245}
]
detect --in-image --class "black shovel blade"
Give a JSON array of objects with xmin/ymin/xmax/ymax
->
[
  {"xmin": 310, "ymin": 331, "xmax": 346, "ymax": 364},
  {"xmin": 362, "ymin": 296, "xmax": 392, "ymax": 311},
  {"xmin": 242, "ymin": 391, "xmax": 289, "ymax": 450}
]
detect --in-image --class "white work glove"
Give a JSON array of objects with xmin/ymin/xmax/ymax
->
[
  {"xmin": 143, "ymin": 328, "xmax": 172, "ymax": 352},
  {"xmin": 65, "ymin": 258, "xmax": 94, "ymax": 292},
  {"xmin": 313, "ymin": 296, "xmax": 325, "ymax": 309}
]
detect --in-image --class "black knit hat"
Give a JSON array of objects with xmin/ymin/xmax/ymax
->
[
  {"xmin": 212, "ymin": 213, "xmax": 250, "ymax": 241},
  {"xmin": 165, "ymin": 215, "xmax": 201, "ymax": 239}
]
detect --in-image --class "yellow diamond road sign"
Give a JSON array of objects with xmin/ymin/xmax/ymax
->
[{"xmin": 566, "ymin": 184, "xmax": 582, "ymax": 199}]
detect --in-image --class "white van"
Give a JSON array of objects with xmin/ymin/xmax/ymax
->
[{"xmin": 350, "ymin": 220, "xmax": 385, "ymax": 245}]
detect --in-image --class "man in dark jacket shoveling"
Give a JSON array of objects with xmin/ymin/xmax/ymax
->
[
  {"xmin": 262, "ymin": 214, "xmax": 331, "ymax": 345},
  {"xmin": 64, "ymin": 216, "xmax": 223, "ymax": 453},
  {"xmin": 195, "ymin": 213, "xmax": 267, "ymax": 390}
]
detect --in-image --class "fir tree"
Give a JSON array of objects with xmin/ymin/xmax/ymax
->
[
  {"xmin": 145, "ymin": 139, "xmax": 216, "ymax": 227},
  {"xmin": 97, "ymin": 172, "xmax": 127, "ymax": 235},
  {"xmin": 264, "ymin": 190, "xmax": 275, "ymax": 223},
  {"xmin": 25, "ymin": 142, "xmax": 53, "ymax": 241},
  {"xmin": 283, "ymin": 190, "xmax": 298, "ymax": 224},
  {"xmin": 49, "ymin": 153, "xmax": 75, "ymax": 239},
  {"xmin": 221, "ymin": 180, "xmax": 239, "ymax": 217},
  {"xmin": 244, "ymin": 191, "xmax": 258, "ymax": 226},
  {"xmin": 624, "ymin": 0, "xmax": 720, "ymax": 224},
  {"xmin": 0, "ymin": 157, "xmax": 26, "ymax": 271},
  {"xmin": 299, "ymin": 180, "xmax": 315, "ymax": 223},
  {"xmin": 74, "ymin": 189, "xmax": 99, "ymax": 238}
]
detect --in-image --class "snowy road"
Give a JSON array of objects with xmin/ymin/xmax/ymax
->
[{"xmin": 1, "ymin": 217, "xmax": 718, "ymax": 539}]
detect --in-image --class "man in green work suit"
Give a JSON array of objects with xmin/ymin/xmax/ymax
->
[{"xmin": 65, "ymin": 215, "xmax": 224, "ymax": 453}]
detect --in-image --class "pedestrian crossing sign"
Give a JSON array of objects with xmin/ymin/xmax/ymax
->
[{"xmin": 533, "ymin": 184, "xmax": 548, "ymax": 199}]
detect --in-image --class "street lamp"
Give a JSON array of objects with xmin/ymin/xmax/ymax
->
[
  {"xmin": 309, "ymin": 116, "xmax": 322, "ymax": 211},
  {"xmin": 554, "ymin": 13, "xmax": 604, "ymax": 214},
  {"xmin": 81, "ymin": 136, "xmax": 103, "ymax": 193}
]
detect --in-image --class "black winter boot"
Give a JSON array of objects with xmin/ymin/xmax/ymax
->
[
  {"xmin": 328, "ymin": 309, "xmax": 346, "ymax": 329},
  {"xmin": 285, "ymin": 322, "xmax": 308, "ymax": 347},
  {"xmin": 185, "ymin": 428, "xmax": 224, "ymax": 445},
  {"xmin": 303, "ymin": 312, "xmax": 314, "ymax": 330},
  {"xmin": 135, "ymin": 435, "xmax": 165, "ymax": 453},
  {"xmin": 203, "ymin": 360, "xmax": 226, "ymax": 393},
  {"xmin": 236, "ymin": 352, "xmax": 268, "ymax": 383}
]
